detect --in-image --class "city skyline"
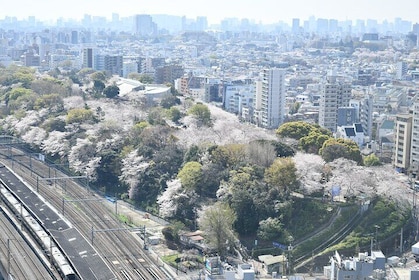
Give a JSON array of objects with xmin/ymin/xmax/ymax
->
[{"xmin": 1, "ymin": 0, "xmax": 418, "ymax": 25}]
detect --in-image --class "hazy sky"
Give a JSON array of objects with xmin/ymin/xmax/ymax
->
[{"xmin": 2, "ymin": 0, "xmax": 418, "ymax": 25}]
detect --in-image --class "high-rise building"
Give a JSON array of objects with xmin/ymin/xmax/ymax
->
[
  {"xmin": 318, "ymin": 72, "xmax": 352, "ymax": 132},
  {"xmin": 393, "ymin": 114, "xmax": 412, "ymax": 173},
  {"xmin": 292, "ymin": 18, "xmax": 300, "ymax": 34},
  {"xmin": 410, "ymin": 103, "xmax": 419, "ymax": 172},
  {"xmin": 134, "ymin": 14, "xmax": 157, "ymax": 37},
  {"xmin": 82, "ymin": 48, "xmax": 94, "ymax": 68},
  {"xmin": 255, "ymin": 68, "xmax": 286, "ymax": 129},
  {"xmin": 360, "ymin": 94, "xmax": 374, "ymax": 140}
]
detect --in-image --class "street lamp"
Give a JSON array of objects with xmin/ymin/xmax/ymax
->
[{"xmin": 287, "ymin": 236, "xmax": 294, "ymax": 275}]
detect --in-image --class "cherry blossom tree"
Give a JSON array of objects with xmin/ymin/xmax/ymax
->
[{"xmin": 119, "ymin": 149, "xmax": 150, "ymax": 199}]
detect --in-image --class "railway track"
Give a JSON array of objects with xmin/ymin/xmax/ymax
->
[
  {"xmin": 0, "ymin": 207, "xmax": 59, "ymax": 280},
  {"xmin": 0, "ymin": 147, "xmax": 168, "ymax": 279}
]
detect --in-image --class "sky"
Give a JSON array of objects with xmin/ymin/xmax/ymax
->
[{"xmin": 1, "ymin": 0, "xmax": 418, "ymax": 25}]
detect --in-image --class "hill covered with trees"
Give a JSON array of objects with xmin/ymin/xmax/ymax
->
[{"xmin": 0, "ymin": 65, "xmax": 412, "ymax": 262}]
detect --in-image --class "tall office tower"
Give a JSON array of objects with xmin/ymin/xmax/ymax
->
[
  {"xmin": 134, "ymin": 14, "xmax": 157, "ymax": 37},
  {"xmin": 329, "ymin": 19, "xmax": 338, "ymax": 33},
  {"xmin": 316, "ymin": 18, "xmax": 329, "ymax": 34},
  {"xmin": 82, "ymin": 48, "xmax": 94, "ymax": 68},
  {"xmin": 258, "ymin": 68, "xmax": 286, "ymax": 129},
  {"xmin": 292, "ymin": 18, "xmax": 300, "ymax": 34},
  {"xmin": 318, "ymin": 72, "xmax": 352, "ymax": 133},
  {"xmin": 71, "ymin": 30, "xmax": 78, "ymax": 44},
  {"xmin": 393, "ymin": 114, "xmax": 412, "ymax": 173},
  {"xmin": 410, "ymin": 103, "xmax": 419, "ymax": 172},
  {"xmin": 196, "ymin": 16, "xmax": 208, "ymax": 31}
]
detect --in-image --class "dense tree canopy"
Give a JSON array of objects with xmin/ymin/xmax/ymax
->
[
  {"xmin": 198, "ymin": 202, "xmax": 237, "ymax": 257},
  {"xmin": 264, "ymin": 157, "xmax": 298, "ymax": 195},
  {"xmin": 188, "ymin": 103, "xmax": 211, "ymax": 126},
  {"xmin": 103, "ymin": 85, "xmax": 120, "ymax": 98},
  {"xmin": 177, "ymin": 161, "xmax": 203, "ymax": 191},
  {"xmin": 319, "ymin": 138, "xmax": 362, "ymax": 164}
]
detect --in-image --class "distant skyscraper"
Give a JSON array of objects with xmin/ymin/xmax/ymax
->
[
  {"xmin": 134, "ymin": 14, "xmax": 157, "ymax": 37},
  {"xmin": 257, "ymin": 68, "xmax": 286, "ymax": 129},
  {"xmin": 196, "ymin": 16, "xmax": 208, "ymax": 31},
  {"xmin": 292, "ymin": 18, "xmax": 300, "ymax": 34},
  {"xmin": 71, "ymin": 30, "xmax": 78, "ymax": 44}
]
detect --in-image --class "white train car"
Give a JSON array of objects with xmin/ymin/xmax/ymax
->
[{"xmin": 0, "ymin": 184, "xmax": 77, "ymax": 280}]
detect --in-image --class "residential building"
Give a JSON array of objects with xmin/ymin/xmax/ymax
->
[
  {"xmin": 325, "ymin": 251, "xmax": 385, "ymax": 280},
  {"xmin": 410, "ymin": 102, "xmax": 419, "ymax": 172},
  {"xmin": 104, "ymin": 55, "xmax": 123, "ymax": 76},
  {"xmin": 336, "ymin": 123, "xmax": 365, "ymax": 147},
  {"xmin": 393, "ymin": 114, "xmax": 413, "ymax": 173},
  {"xmin": 319, "ymin": 73, "xmax": 352, "ymax": 133},
  {"xmin": 360, "ymin": 94, "xmax": 374, "ymax": 141},
  {"xmin": 337, "ymin": 107, "xmax": 357, "ymax": 126},
  {"xmin": 154, "ymin": 64, "xmax": 184, "ymax": 84},
  {"xmin": 255, "ymin": 68, "xmax": 286, "ymax": 129},
  {"xmin": 224, "ymin": 84, "xmax": 255, "ymax": 115},
  {"xmin": 82, "ymin": 48, "xmax": 94, "ymax": 69}
]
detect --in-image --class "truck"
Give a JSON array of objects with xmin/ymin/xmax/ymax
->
[{"xmin": 412, "ymin": 242, "xmax": 419, "ymax": 262}]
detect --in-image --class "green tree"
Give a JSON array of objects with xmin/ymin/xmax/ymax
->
[
  {"xmin": 188, "ymin": 103, "xmax": 211, "ymax": 126},
  {"xmin": 177, "ymin": 161, "xmax": 203, "ymax": 191},
  {"xmin": 272, "ymin": 141, "xmax": 295, "ymax": 157},
  {"xmin": 257, "ymin": 217, "xmax": 284, "ymax": 241},
  {"xmin": 93, "ymin": 80, "xmax": 105, "ymax": 95},
  {"xmin": 231, "ymin": 189, "xmax": 259, "ymax": 235},
  {"xmin": 34, "ymin": 93, "xmax": 64, "ymax": 112},
  {"xmin": 198, "ymin": 202, "xmax": 237, "ymax": 257},
  {"xmin": 210, "ymin": 144, "xmax": 247, "ymax": 169},
  {"xmin": 276, "ymin": 121, "xmax": 316, "ymax": 139},
  {"xmin": 300, "ymin": 131, "xmax": 331, "ymax": 153},
  {"xmin": 7, "ymin": 87, "xmax": 33, "ymax": 101},
  {"xmin": 160, "ymin": 95, "xmax": 180, "ymax": 109},
  {"xmin": 103, "ymin": 85, "xmax": 120, "ymax": 98},
  {"xmin": 90, "ymin": 71, "xmax": 107, "ymax": 82},
  {"xmin": 42, "ymin": 118, "xmax": 66, "ymax": 132},
  {"xmin": 139, "ymin": 74, "xmax": 154, "ymax": 84},
  {"xmin": 363, "ymin": 154, "xmax": 381, "ymax": 166},
  {"xmin": 167, "ymin": 107, "xmax": 182, "ymax": 123},
  {"xmin": 276, "ymin": 121, "xmax": 331, "ymax": 140},
  {"xmin": 319, "ymin": 138, "xmax": 362, "ymax": 164},
  {"xmin": 264, "ymin": 158, "xmax": 298, "ymax": 194},
  {"xmin": 66, "ymin": 108, "xmax": 96, "ymax": 124}
]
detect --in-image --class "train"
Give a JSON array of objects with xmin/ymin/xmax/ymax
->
[{"xmin": 0, "ymin": 183, "xmax": 77, "ymax": 280}]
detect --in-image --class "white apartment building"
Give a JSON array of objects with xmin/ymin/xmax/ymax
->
[
  {"xmin": 319, "ymin": 74, "xmax": 352, "ymax": 133},
  {"xmin": 393, "ymin": 114, "xmax": 412, "ymax": 173},
  {"xmin": 255, "ymin": 68, "xmax": 286, "ymax": 129},
  {"xmin": 410, "ymin": 102, "xmax": 419, "ymax": 172},
  {"xmin": 224, "ymin": 84, "xmax": 255, "ymax": 115}
]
